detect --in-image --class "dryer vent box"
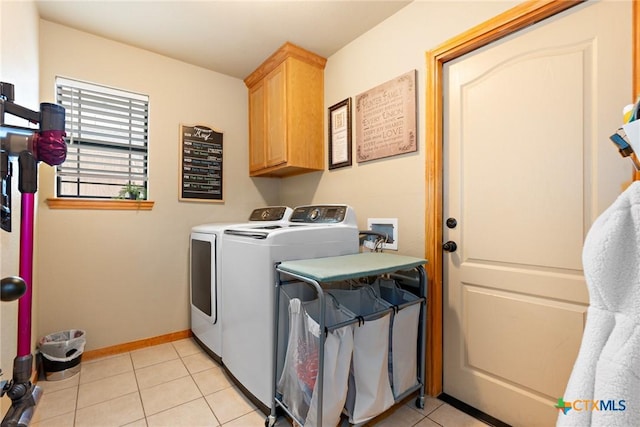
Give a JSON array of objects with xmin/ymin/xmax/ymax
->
[{"xmin": 365, "ymin": 218, "xmax": 398, "ymax": 250}]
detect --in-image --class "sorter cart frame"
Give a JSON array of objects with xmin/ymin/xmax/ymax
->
[{"xmin": 267, "ymin": 252, "xmax": 428, "ymax": 427}]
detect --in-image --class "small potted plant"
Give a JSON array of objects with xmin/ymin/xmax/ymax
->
[{"xmin": 117, "ymin": 183, "xmax": 146, "ymax": 200}]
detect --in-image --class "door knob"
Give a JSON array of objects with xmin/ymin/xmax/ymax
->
[
  {"xmin": 442, "ymin": 241, "xmax": 457, "ymax": 253},
  {"xmin": 1, "ymin": 276, "xmax": 26, "ymax": 302}
]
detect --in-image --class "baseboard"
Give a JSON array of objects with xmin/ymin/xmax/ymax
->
[{"xmin": 82, "ymin": 330, "xmax": 193, "ymax": 361}]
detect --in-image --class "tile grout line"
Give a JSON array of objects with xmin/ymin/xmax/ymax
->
[
  {"xmin": 172, "ymin": 341, "xmax": 220, "ymax": 424},
  {"xmin": 173, "ymin": 341, "xmax": 217, "ymax": 425},
  {"xmin": 128, "ymin": 350, "xmax": 149, "ymax": 426},
  {"xmin": 186, "ymin": 372, "xmax": 223, "ymax": 425},
  {"xmin": 73, "ymin": 370, "xmax": 79, "ymax": 427}
]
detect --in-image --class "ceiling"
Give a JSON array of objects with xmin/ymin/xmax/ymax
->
[{"xmin": 35, "ymin": 0, "xmax": 412, "ymax": 80}]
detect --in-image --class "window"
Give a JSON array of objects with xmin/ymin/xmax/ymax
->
[{"xmin": 55, "ymin": 77, "xmax": 149, "ymax": 200}]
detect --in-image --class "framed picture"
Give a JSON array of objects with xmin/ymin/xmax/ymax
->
[
  {"xmin": 328, "ymin": 98, "xmax": 352, "ymax": 170},
  {"xmin": 355, "ymin": 70, "xmax": 417, "ymax": 163}
]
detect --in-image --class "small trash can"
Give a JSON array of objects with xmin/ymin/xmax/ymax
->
[{"xmin": 39, "ymin": 329, "xmax": 85, "ymax": 381}]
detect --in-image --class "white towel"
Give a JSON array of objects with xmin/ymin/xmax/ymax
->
[{"xmin": 558, "ymin": 181, "xmax": 640, "ymax": 426}]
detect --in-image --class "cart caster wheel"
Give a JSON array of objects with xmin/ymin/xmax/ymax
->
[
  {"xmin": 416, "ymin": 396, "xmax": 425, "ymax": 409},
  {"xmin": 265, "ymin": 415, "xmax": 276, "ymax": 427}
]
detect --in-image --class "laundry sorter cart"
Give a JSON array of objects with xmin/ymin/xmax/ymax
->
[{"xmin": 267, "ymin": 252, "xmax": 427, "ymax": 427}]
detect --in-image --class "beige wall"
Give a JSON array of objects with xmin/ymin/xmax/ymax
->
[
  {"xmin": 280, "ymin": 1, "xmax": 520, "ymax": 257},
  {"xmin": 0, "ymin": 0, "xmax": 40, "ymax": 416},
  {"xmin": 37, "ymin": 21, "xmax": 280, "ymax": 351},
  {"xmin": 26, "ymin": 1, "xmax": 524, "ymax": 353},
  {"xmin": 34, "ymin": 1, "xmax": 524, "ymax": 352}
]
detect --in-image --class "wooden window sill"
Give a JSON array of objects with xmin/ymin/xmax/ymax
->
[{"xmin": 46, "ymin": 198, "xmax": 155, "ymax": 211}]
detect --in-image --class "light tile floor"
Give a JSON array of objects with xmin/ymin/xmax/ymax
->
[{"xmin": 31, "ymin": 338, "xmax": 487, "ymax": 427}]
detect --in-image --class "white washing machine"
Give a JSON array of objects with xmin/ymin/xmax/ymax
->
[
  {"xmin": 190, "ymin": 206, "xmax": 292, "ymax": 361},
  {"xmin": 221, "ymin": 205, "xmax": 360, "ymax": 409}
]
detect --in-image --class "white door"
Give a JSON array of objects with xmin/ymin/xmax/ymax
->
[{"xmin": 443, "ymin": 1, "xmax": 632, "ymax": 425}]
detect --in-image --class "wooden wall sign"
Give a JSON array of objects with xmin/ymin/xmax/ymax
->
[
  {"xmin": 355, "ymin": 70, "xmax": 417, "ymax": 163},
  {"xmin": 179, "ymin": 124, "xmax": 223, "ymax": 202}
]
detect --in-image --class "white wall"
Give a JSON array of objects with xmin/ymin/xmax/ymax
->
[
  {"xmin": 37, "ymin": 21, "xmax": 279, "ymax": 351},
  {"xmin": 280, "ymin": 0, "xmax": 520, "ymax": 257},
  {"xmin": 0, "ymin": 0, "xmax": 40, "ymax": 416}
]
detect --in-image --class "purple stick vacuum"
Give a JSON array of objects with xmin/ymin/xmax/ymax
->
[{"xmin": 0, "ymin": 82, "xmax": 66, "ymax": 427}]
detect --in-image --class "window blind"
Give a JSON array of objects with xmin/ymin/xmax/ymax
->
[{"xmin": 55, "ymin": 77, "xmax": 149, "ymax": 199}]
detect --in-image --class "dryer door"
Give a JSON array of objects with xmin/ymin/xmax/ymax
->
[{"xmin": 190, "ymin": 232, "xmax": 216, "ymax": 323}]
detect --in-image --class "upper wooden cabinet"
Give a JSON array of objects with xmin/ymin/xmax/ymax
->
[{"xmin": 244, "ymin": 42, "xmax": 327, "ymax": 177}]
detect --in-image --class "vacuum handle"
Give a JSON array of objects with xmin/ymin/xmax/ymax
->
[{"xmin": 18, "ymin": 151, "xmax": 37, "ymax": 194}]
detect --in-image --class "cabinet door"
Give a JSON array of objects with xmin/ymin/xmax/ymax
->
[
  {"xmin": 265, "ymin": 63, "xmax": 287, "ymax": 167},
  {"xmin": 248, "ymin": 82, "xmax": 266, "ymax": 172}
]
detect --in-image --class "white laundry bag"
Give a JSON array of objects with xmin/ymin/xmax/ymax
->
[
  {"xmin": 373, "ymin": 278, "xmax": 422, "ymax": 398},
  {"xmin": 328, "ymin": 288, "xmax": 395, "ymax": 424},
  {"xmin": 277, "ymin": 296, "xmax": 354, "ymax": 427}
]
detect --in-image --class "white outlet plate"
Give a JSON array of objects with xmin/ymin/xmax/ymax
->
[{"xmin": 365, "ymin": 218, "xmax": 398, "ymax": 250}]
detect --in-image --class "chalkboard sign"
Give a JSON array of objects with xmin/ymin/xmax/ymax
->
[{"xmin": 179, "ymin": 124, "xmax": 223, "ymax": 202}]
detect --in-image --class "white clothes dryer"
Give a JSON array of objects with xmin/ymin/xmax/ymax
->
[
  {"xmin": 190, "ymin": 206, "xmax": 292, "ymax": 361},
  {"xmin": 221, "ymin": 205, "xmax": 360, "ymax": 409}
]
